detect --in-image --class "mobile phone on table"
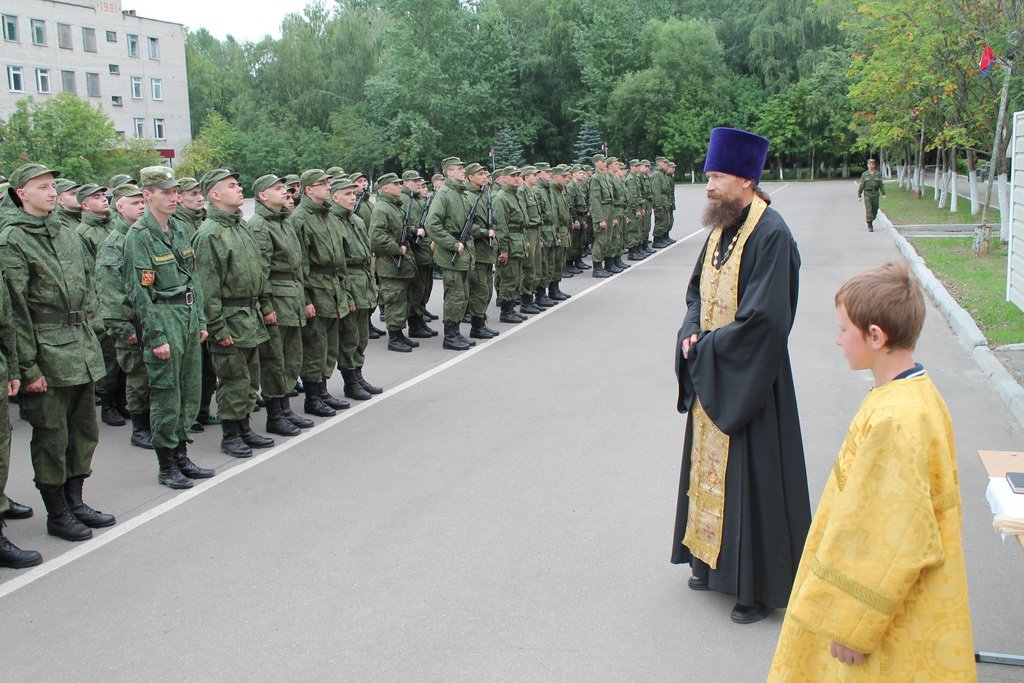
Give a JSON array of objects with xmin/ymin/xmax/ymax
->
[{"xmin": 1007, "ymin": 472, "xmax": 1024, "ymax": 494}]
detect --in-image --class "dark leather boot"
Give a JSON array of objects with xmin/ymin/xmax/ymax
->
[
  {"xmin": 303, "ymin": 383, "xmax": 336, "ymax": 417},
  {"xmin": 281, "ymin": 396, "xmax": 315, "ymax": 427},
  {"xmin": 499, "ymin": 301, "xmax": 523, "ymax": 324},
  {"xmin": 342, "ymin": 369, "xmax": 373, "ymax": 401},
  {"xmin": 480, "ymin": 317, "xmax": 500, "ymax": 336},
  {"xmin": 407, "ymin": 314, "xmax": 435, "ymax": 339},
  {"xmin": 240, "ymin": 415, "xmax": 276, "ymax": 448},
  {"xmin": 319, "ymin": 380, "xmax": 349, "ymax": 411},
  {"xmin": 443, "ymin": 324, "xmax": 471, "ymax": 351},
  {"xmin": 592, "ymin": 260, "xmax": 611, "ymax": 278},
  {"xmin": 549, "ymin": 285, "xmax": 570, "ymax": 301},
  {"xmin": 99, "ymin": 393, "xmax": 126, "ymax": 426},
  {"xmin": 129, "ymin": 412, "xmax": 154, "ymax": 450},
  {"xmin": 462, "ymin": 313, "xmax": 472, "ymax": 324},
  {"xmin": 0, "ymin": 520, "xmax": 42, "ymax": 568},
  {"xmin": 387, "ymin": 329, "xmax": 412, "ymax": 353},
  {"xmin": 40, "ymin": 487, "xmax": 92, "ymax": 542},
  {"xmin": 398, "ymin": 331, "xmax": 419, "ymax": 348},
  {"xmin": 576, "ymin": 259, "xmax": 592, "ymax": 270},
  {"xmin": 423, "ymin": 309, "xmax": 439, "ymax": 321},
  {"xmin": 615, "ymin": 255, "xmax": 631, "ymax": 269},
  {"xmin": 355, "ymin": 368, "xmax": 383, "ymax": 395},
  {"xmin": 289, "ymin": 380, "xmax": 302, "ymax": 397},
  {"xmin": 520, "ymin": 293, "xmax": 541, "ymax": 314},
  {"xmin": 644, "ymin": 240, "xmax": 657, "ymax": 255},
  {"xmin": 266, "ymin": 397, "xmax": 301, "ymax": 436},
  {"xmin": 470, "ymin": 316, "xmax": 496, "ymax": 339},
  {"xmin": 173, "ymin": 442, "xmax": 215, "ymax": 479},
  {"xmin": 64, "ymin": 476, "xmax": 115, "ymax": 528},
  {"xmin": 867, "ymin": 220, "xmax": 874, "ymax": 232},
  {"xmin": 606, "ymin": 258, "xmax": 624, "ymax": 274},
  {"xmin": 455, "ymin": 324, "xmax": 476, "ymax": 347},
  {"xmin": 4, "ymin": 498, "xmax": 33, "ymax": 519},
  {"xmin": 220, "ymin": 420, "xmax": 253, "ymax": 458},
  {"xmin": 156, "ymin": 446, "xmax": 193, "ymax": 489}
]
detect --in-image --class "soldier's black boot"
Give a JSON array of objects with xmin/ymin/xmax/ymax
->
[
  {"xmin": 407, "ymin": 314, "xmax": 435, "ymax": 339},
  {"xmin": 319, "ymin": 380, "xmax": 350, "ymax": 411},
  {"xmin": 368, "ymin": 312, "xmax": 385, "ymax": 339},
  {"xmin": 576, "ymin": 258, "xmax": 592, "ymax": 270},
  {"xmin": 220, "ymin": 420, "xmax": 253, "ymax": 458},
  {"xmin": 99, "ymin": 393, "xmax": 126, "ymax": 426},
  {"xmin": 156, "ymin": 446, "xmax": 193, "ymax": 489},
  {"xmin": 520, "ymin": 293, "xmax": 541, "ymax": 314},
  {"xmin": 173, "ymin": 442, "xmax": 215, "ymax": 479},
  {"xmin": 592, "ymin": 259, "xmax": 611, "ymax": 278},
  {"xmin": 64, "ymin": 476, "xmax": 115, "ymax": 529},
  {"xmin": 480, "ymin": 316, "xmax": 500, "ymax": 336},
  {"xmin": 4, "ymin": 498, "xmax": 33, "ymax": 519},
  {"xmin": 397, "ymin": 330, "xmax": 419, "ymax": 348},
  {"xmin": 281, "ymin": 396, "xmax": 314, "ymax": 428},
  {"xmin": 342, "ymin": 369, "xmax": 373, "ymax": 401},
  {"xmin": 129, "ymin": 412, "xmax": 154, "ymax": 450},
  {"xmin": 534, "ymin": 287, "xmax": 555, "ymax": 307},
  {"xmin": 266, "ymin": 397, "xmax": 302, "ymax": 436},
  {"xmin": 470, "ymin": 316, "xmax": 496, "ymax": 339},
  {"xmin": 355, "ymin": 368, "xmax": 383, "ymax": 395},
  {"xmin": 867, "ymin": 220, "xmax": 874, "ymax": 232},
  {"xmin": 0, "ymin": 520, "xmax": 42, "ymax": 568},
  {"xmin": 443, "ymin": 324, "xmax": 471, "ymax": 351},
  {"xmin": 615, "ymin": 254, "xmax": 631, "ymax": 269},
  {"xmin": 41, "ymin": 487, "xmax": 92, "ymax": 541},
  {"xmin": 303, "ymin": 383, "xmax": 336, "ymax": 417},
  {"xmin": 549, "ymin": 284, "xmax": 570, "ymax": 301},
  {"xmin": 240, "ymin": 415, "xmax": 276, "ymax": 448},
  {"xmin": 499, "ymin": 301, "xmax": 523, "ymax": 324},
  {"xmin": 606, "ymin": 257, "xmax": 624, "ymax": 274},
  {"xmin": 387, "ymin": 329, "xmax": 413, "ymax": 353},
  {"xmin": 644, "ymin": 240, "xmax": 657, "ymax": 255}
]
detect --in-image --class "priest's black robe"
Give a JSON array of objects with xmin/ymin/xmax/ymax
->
[{"xmin": 671, "ymin": 204, "xmax": 812, "ymax": 610}]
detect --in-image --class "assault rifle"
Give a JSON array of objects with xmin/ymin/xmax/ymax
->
[
  {"xmin": 452, "ymin": 189, "xmax": 484, "ymax": 264},
  {"xmin": 414, "ymin": 191, "xmax": 436, "ymax": 246},
  {"xmin": 396, "ymin": 196, "xmax": 413, "ymax": 269},
  {"xmin": 486, "ymin": 187, "xmax": 495, "ymax": 248},
  {"xmin": 353, "ymin": 192, "xmax": 365, "ymax": 217}
]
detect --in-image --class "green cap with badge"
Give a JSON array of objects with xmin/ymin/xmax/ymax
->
[
  {"xmin": 348, "ymin": 171, "xmax": 367, "ymax": 182},
  {"xmin": 464, "ymin": 163, "xmax": 486, "ymax": 175},
  {"xmin": 140, "ymin": 165, "xmax": 179, "ymax": 190},
  {"xmin": 496, "ymin": 166, "xmax": 520, "ymax": 177},
  {"xmin": 330, "ymin": 177, "xmax": 357, "ymax": 192},
  {"xmin": 640, "ymin": 159, "xmax": 651, "ymax": 166},
  {"xmin": 284, "ymin": 174, "xmax": 300, "ymax": 187},
  {"xmin": 326, "ymin": 166, "xmax": 345, "ymax": 177},
  {"xmin": 55, "ymin": 179, "xmax": 80, "ymax": 195},
  {"xmin": 441, "ymin": 156, "xmax": 465, "ymax": 170},
  {"xmin": 402, "ymin": 170, "xmax": 423, "ymax": 182},
  {"xmin": 519, "ymin": 165, "xmax": 538, "ymax": 176},
  {"xmin": 375, "ymin": 172, "xmax": 400, "ymax": 186},
  {"xmin": 109, "ymin": 173, "xmax": 136, "ymax": 189},
  {"xmin": 10, "ymin": 163, "xmax": 62, "ymax": 190},
  {"xmin": 252, "ymin": 174, "xmax": 284, "ymax": 196},
  {"xmin": 533, "ymin": 162, "xmax": 550, "ymax": 171},
  {"xmin": 431, "ymin": 173, "xmax": 444, "ymax": 182},
  {"xmin": 591, "ymin": 154, "xmax": 606, "ymax": 162},
  {"xmin": 113, "ymin": 184, "xmax": 143, "ymax": 200},
  {"xmin": 177, "ymin": 177, "xmax": 199, "ymax": 192},
  {"xmin": 76, "ymin": 183, "xmax": 108, "ymax": 203},
  {"xmin": 552, "ymin": 166, "xmax": 570, "ymax": 176},
  {"xmin": 200, "ymin": 168, "xmax": 240, "ymax": 196},
  {"xmin": 300, "ymin": 169, "xmax": 329, "ymax": 188}
]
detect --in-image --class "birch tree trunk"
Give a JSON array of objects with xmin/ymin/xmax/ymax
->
[{"xmin": 949, "ymin": 147, "xmax": 958, "ymax": 213}]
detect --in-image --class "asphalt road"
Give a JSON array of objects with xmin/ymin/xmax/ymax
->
[{"xmin": 1, "ymin": 181, "xmax": 1022, "ymax": 682}]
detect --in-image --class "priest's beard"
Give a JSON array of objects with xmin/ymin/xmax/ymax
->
[{"xmin": 702, "ymin": 195, "xmax": 745, "ymax": 231}]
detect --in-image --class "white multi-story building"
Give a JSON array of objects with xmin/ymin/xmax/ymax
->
[{"xmin": 0, "ymin": 0, "xmax": 190, "ymax": 165}]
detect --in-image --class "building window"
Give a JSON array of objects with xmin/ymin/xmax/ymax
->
[
  {"xmin": 130, "ymin": 76, "xmax": 142, "ymax": 99},
  {"xmin": 153, "ymin": 118, "xmax": 165, "ymax": 140},
  {"xmin": 151, "ymin": 78, "xmax": 162, "ymax": 100},
  {"xmin": 82, "ymin": 27, "xmax": 96, "ymax": 52},
  {"xmin": 86, "ymin": 72, "xmax": 100, "ymax": 97},
  {"xmin": 147, "ymin": 37, "xmax": 159, "ymax": 60},
  {"xmin": 127, "ymin": 33, "xmax": 138, "ymax": 57},
  {"xmin": 57, "ymin": 23, "xmax": 72, "ymax": 49},
  {"xmin": 35, "ymin": 68, "xmax": 50, "ymax": 93},
  {"xmin": 133, "ymin": 117, "xmax": 145, "ymax": 138},
  {"xmin": 61, "ymin": 70, "xmax": 76, "ymax": 94},
  {"xmin": 31, "ymin": 19, "xmax": 45, "ymax": 45},
  {"xmin": 106, "ymin": 30, "xmax": 116, "ymax": 42},
  {"xmin": 2, "ymin": 15, "xmax": 18, "ymax": 42},
  {"xmin": 108, "ymin": 64, "xmax": 119, "ymax": 75},
  {"xmin": 7, "ymin": 66, "xmax": 24, "ymax": 92},
  {"xmin": 111, "ymin": 95, "xmax": 123, "ymax": 107}
]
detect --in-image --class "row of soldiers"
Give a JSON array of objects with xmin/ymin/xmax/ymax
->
[{"xmin": 0, "ymin": 154, "xmax": 678, "ymax": 568}]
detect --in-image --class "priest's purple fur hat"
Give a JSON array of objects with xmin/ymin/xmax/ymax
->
[{"xmin": 703, "ymin": 127, "xmax": 770, "ymax": 183}]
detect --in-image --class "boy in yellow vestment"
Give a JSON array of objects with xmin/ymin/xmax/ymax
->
[{"xmin": 769, "ymin": 262, "xmax": 975, "ymax": 681}]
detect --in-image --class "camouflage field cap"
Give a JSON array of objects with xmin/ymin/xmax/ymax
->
[
  {"xmin": 300, "ymin": 169, "xmax": 330, "ymax": 188},
  {"xmin": 441, "ymin": 156, "xmax": 465, "ymax": 170},
  {"xmin": 252, "ymin": 174, "xmax": 284, "ymax": 196},
  {"xmin": 109, "ymin": 173, "xmax": 136, "ymax": 188},
  {"xmin": 591, "ymin": 154, "xmax": 607, "ymax": 162},
  {"xmin": 140, "ymin": 166, "xmax": 179, "ymax": 190},
  {"xmin": 200, "ymin": 168, "xmax": 240, "ymax": 196},
  {"xmin": 177, "ymin": 177, "xmax": 200, "ymax": 192},
  {"xmin": 76, "ymin": 183, "xmax": 108, "ymax": 203},
  {"xmin": 552, "ymin": 166, "xmax": 570, "ymax": 177},
  {"xmin": 348, "ymin": 171, "xmax": 367, "ymax": 182},
  {"xmin": 464, "ymin": 163, "xmax": 486, "ymax": 175},
  {"xmin": 431, "ymin": 173, "xmax": 444, "ymax": 182},
  {"xmin": 533, "ymin": 162, "xmax": 550, "ymax": 171},
  {"xmin": 570, "ymin": 165, "xmax": 583, "ymax": 173},
  {"xmin": 640, "ymin": 159, "xmax": 652, "ymax": 166},
  {"xmin": 655, "ymin": 156, "xmax": 668, "ymax": 163},
  {"xmin": 330, "ymin": 177, "xmax": 357, "ymax": 192},
  {"xmin": 629, "ymin": 159, "xmax": 641, "ymax": 167},
  {"xmin": 284, "ymin": 174, "xmax": 300, "ymax": 187},
  {"xmin": 867, "ymin": 158, "xmax": 877, "ymax": 164},
  {"xmin": 8, "ymin": 163, "xmax": 61, "ymax": 191},
  {"xmin": 326, "ymin": 166, "xmax": 345, "ymax": 177},
  {"xmin": 519, "ymin": 165, "xmax": 538, "ymax": 176},
  {"xmin": 402, "ymin": 170, "xmax": 423, "ymax": 182},
  {"xmin": 113, "ymin": 184, "xmax": 143, "ymax": 200},
  {"xmin": 582, "ymin": 164, "xmax": 594, "ymax": 171},
  {"xmin": 375, "ymin": 172, "xmax": 400, "ymax": 186},
  {"xmin": 497, "ymin": 165, "xmax": 520, "ymax": 177}
]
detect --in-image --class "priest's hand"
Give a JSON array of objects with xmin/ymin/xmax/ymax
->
[
  {"xmin": 682, "ymin": 332, "xmax": 699, "ymax": 359},
  {"xmin": 829, "ymin": 641, "xmax": 864, "ymax": 666}
]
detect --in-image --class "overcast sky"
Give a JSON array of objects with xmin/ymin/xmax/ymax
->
[{"xmin": 124, "ymin": 0, "xmax": 319, "ymax": 43}]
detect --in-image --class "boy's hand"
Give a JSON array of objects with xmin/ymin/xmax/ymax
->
[{"xmin": 829, "ymin": 641, "xmax": 864, "ymax": 666}]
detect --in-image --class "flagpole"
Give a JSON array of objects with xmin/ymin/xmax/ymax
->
[{"xmin": 974, "ymin": 56, "xmax": 1012, "ymax": 256}]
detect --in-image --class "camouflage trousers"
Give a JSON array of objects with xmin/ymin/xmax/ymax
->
[
  {"xmin": 495, "ymin": 258, "xmax": 523, "ymax": 303},
  {"xmin": 259, "ymin": 323, "xmax": 303, "ymax": 399},
  {"xmin": 468, "ymin": 262, "xmax": 494, "ymax": 318},
  {"xmin": 0, "ymin": 394, "xmax": 10, "ymax": 514},
  {"xmin": 20, "ymin": 382, "xmax": 98, "ymax": 491},
  {"xmin": 654, "ymin": 206, "xmax": 674, "ymax": 239},
  {"xmin": 301, "ymin": 315, "xmax": 340, "ymax": 383},
  {"xmin": 338, "ymin": 308, "xmax": 370, "ymax": 370},
  {"xmin": 210, "ymin": 344, "xmax": 260, "ymax": 422},
  {"xmin": 379, "ymin": 277, "xmax": 413, "ymax": 331},
  {"xmin": 95, "ymin": 333, "xmax": 122, "ymax": 395},
  {"xmin": 409, "ymin": 260, "xmax": 434, "ymax": 317},
  {"xmin": 522, "ymin": 228, "xmax": 540, "ymax": 294},
  {"xmin": 144, "ymin": 305, "xmax": 201, "ymax": 449},
  {"xmin": 863, "ymin": 194, "xmax": 881, "ymax": 222},
  {"xmin": 591, "ymin": 220, "xmax": 611, "ymax": 262},
  {"xmin": 116, "ymin": 344, "xmax": 150, "ymax": 414},
  {"xmin": 441, "ymin": 268, "xmax": 470, "ymax": 326}
]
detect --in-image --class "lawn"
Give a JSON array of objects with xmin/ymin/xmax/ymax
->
[
  {"xmin": 882, "ymin": 185, "xmax": 999, "ymax": 226},
  {"xmin": 905, "ymin": 237, "xmax": 1024, "ymax": 345}
]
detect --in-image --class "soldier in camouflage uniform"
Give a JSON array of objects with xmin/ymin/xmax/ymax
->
[
  {"xmin": 638, "ymin": 159, "xmax": 656, "ymax": 256},
  {"xmin": 532, "ymin": 163, "xmax": 558, "ymax": 309},
  {"xmin": 548, "ymin": 166, "xmax": 573, "ymax": 301},
  {"xmin": 400, "ymin": 171, "xmax": 437, "ymax": 339},
  {"xmin": 124, "ymin": 167, "xmax": 214, "ymax": 489},
  {"xmin": 589, "ymin": 155, "xmax": 617, "ymax": 278},
  {"xmin": 425, "ymin": 157, "xmax": 476, "ymax": 351},
  {"xmin": 1, "ymin": 163, "xmax": 115, "ymax": 541},
  {"xmin": 370, "ymin": 173, "xmax": 419, "ymax": 353},
  {"xmin": 651, "ymin": 156, "xmax": 674, "ymax": 248},
  {"xmin": 54, "ymin": 178, "xmax": 82, "ymax": 231},
  {"xmin": 569, "ymin": 166, "xmax": 591, "ymax": 273},
  {"xmin": 464, "ymin": 163, "xmax": 499, "ymax": 339},
  {"xmin": 249, "ymin": 174, "xmax": 314, "ymax": 437},
  {"xmin": 609, "ymin": 159, "xmax": 631, "ymax": 271},
  {"xmin": 333, "ymin": 177, "xmax": 382, "ymax": 399},
  {"xmin": 95, "ymin": 183, "xmax": 153, "ymax": 451},
  {"xmin": 193, "ymin": 169, "xmax": 276, "ymax": 457},
  {"xmin": 492, "ymin": 166, "xmax": 527, "ymax": 324},
  {"xmin": 290, "ymin": 169, "xmax": 351, "ymax": 417},
  {"xmin": 857, "ymin": 158, "xmax": 886, "ymax": 232},
  {"xmin": 517, "ymin": 165, "xmax": 544, "ymax": 312}
]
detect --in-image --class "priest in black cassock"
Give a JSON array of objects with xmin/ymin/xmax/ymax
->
[{"xmin": 671, "ymin": 128, "xmax": 811, "ymax": 625}]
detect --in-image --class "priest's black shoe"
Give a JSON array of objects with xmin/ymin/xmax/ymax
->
[
  {"xmin": 4, "ymin": 498, "xmax": 33, "ymax": 519},
  {"xmin": 687, "ymin": 576, "xmax": 711, "ymax": 591},
  {"xmin": 0, "ymin": 521, "xmax": 42, "ymax": 568},
  {"xmin": 240, "ymin": 416, "xmax": 275, "ymax": 449},
  {"xmin": 730, "ymin": 602, "xmax": 772, "ymax": 624}
]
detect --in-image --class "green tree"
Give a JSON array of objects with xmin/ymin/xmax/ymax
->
[
  {"xmin": 177, "ymin": 112, "xmax": 242, "ymax": 179},
  {"xmin": 573, "ymin": 122, "xmax": 604, "ymax": 162},
  {"xmin": 493, "ymin": 126, "xmax": 527, "ymax": 166}
]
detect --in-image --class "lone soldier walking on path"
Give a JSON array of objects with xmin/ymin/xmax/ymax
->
[
  {"xmin": 857, "ymin": 158, "xmax": 886, "ymax": 232},
  {"xmin": 1, "ymin": 163, "xmax": 115, "ymax": 540},
  {"xmin": 124, "ymin": 167, "xmax": 214, "ymax": 488}
]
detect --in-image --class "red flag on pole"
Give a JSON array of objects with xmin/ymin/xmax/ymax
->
[{"xmin": 980, "ymin": 46, "xmax": 994, "ymax": 76}]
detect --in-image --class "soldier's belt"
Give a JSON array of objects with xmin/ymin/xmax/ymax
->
[
  {"xmin": 309, "ymin": 265, "xmax": 343, "ymax": 276},
  {"xmin": 222, "ymin": 297, "xmax": 259, "ymax": 308},
  {"xmin": 154, "ymin": 291, "xmax": 195, "ymax": 305},
  {"xmin": 269, "ymin": 270, "xmax": 300, "ymax": 281},
  {"xmin": 32, "ymin": 310, "xmax": 87, "ymax": 325}
]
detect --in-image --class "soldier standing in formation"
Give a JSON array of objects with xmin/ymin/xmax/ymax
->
[
  {"xmin": 54, "ymin": 178, "xmax": 82, "ymax": 231},
  {"xmin": 370, "ymin": 172, "xmax": 419, "ymax": 353},
  {"xmin": 464, "ymin": 163, "xmax": 500, "ymax": 339},
  {"xmin": 492, "ymin": 166, "xmax": 527, "ymax": 324},
  {"xmin": 652, "ymin": 157, "xmax": 677, "ymax": 248},
  {"xmin": 400, "ymin": 171, "xmax": 437, "ymax": 339},
  {"xmin": 857, "ymin": 157, "xmax": 886, "ymax": 232}
]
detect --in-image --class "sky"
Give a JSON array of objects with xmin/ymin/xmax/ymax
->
[{"xmin": 124, "ymin": 0, "xmax": 317, "ymax": 43}]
